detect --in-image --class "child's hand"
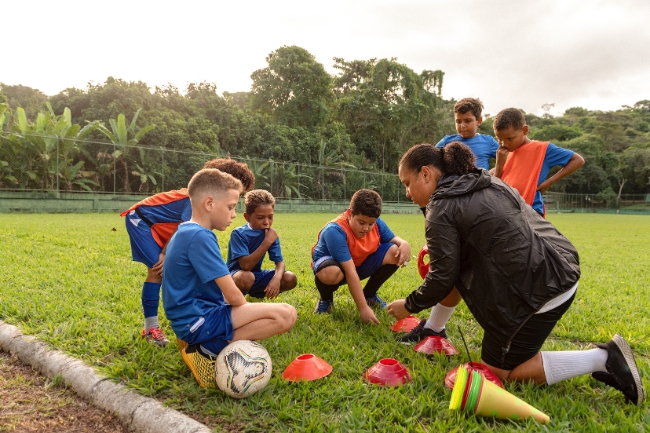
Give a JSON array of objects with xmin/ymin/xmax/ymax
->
[
  {"xmin": 152, "ymin": 253, "xmax": 165, "ymax": 276},
  {"xmin": 394, "ymin": 242, "xmax": 411, "ymax": 267},
  {"xmin": 264, "ymin": 278, "xmax": 281, "ymax": 299},
  {"xmin": 387, "ymin": 299, "xmax": 409, "ymax": 320},
  {"xmin": 495, "ymin": 146, "xmax": 509, "ymax": 165},
  {"xmin": 264, "ymin": 228, "xmax": 278, "ymax": 244},
  {"xmin": 359, "ymin": 306, "xmax": 380, "ymax": 324}
]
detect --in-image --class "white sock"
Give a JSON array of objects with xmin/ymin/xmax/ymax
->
[
  {"xmin": 425, "ymin": 304, "xmax": 456, "ymax": 332},
  {"xmin": 145, "ymin": 316, "xmax": 159, "ymax": 330},
  {"xmin": 541, "ymin": 348, "xmax": 608, "ymax": 385}
]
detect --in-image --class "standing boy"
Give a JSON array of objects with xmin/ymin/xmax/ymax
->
[
  {"xmin": 227, "ymin": 189, "xmax": 297, "ymax": 301},
  {"xmin": 311, "ymin": 189, "xmax": 411, "ymax": 324},
  {"xmin": 436, "ymin": 98, "xmax": 499, "ymax": 170},
  {"xmin": 122, "ymin": 159, "xmax": 254, "ymax": 346},
  {"xmin": 492, "ymin": 107, "xmax": 585, "ymax": 217},
  {"xmin": 162, "ymin": 169, "xmax": 296, "ymax": 386}
]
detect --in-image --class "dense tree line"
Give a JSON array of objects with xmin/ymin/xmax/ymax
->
[{"xmin": 1, "ymin": 45, "xmax": 648, "ymax": 200}]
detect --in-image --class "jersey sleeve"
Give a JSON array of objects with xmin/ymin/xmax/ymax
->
[
  {"xmin": 488, "ymin": 135, "xmax": 499, "ymax": 158},
  {"xmin": 227, "ymin": 229, "xmax": 250, "ymax": 261},
  {"xmin": 190, "ymin": 231, "xmax": 230, "ymax": 284},
  {"xmin": 320, "ymin": 224, "xmax": 352, "ymax": 263},
  {"xmin": 543, "ymin": 143, "xmax": 574, "ymax": 168},
  {"xmin": 435, "ymin": 136, "xmax": 449, "ymax": 148},
  {"xmin": 376, "ymin": 218, "xmax": 396, "ymax": 243},
  {"xmin": 180, "ymin": 200, "xmax": 193, "ymax": 222},
  {"xmin": 268, "ymin": 238, "xmax": 283, "ymax": 263}
]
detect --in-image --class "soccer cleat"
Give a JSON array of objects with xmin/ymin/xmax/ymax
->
[
  {"xmin": 314, "ymin": 299, "xmax": 333, "ymax": 314},
  {"xmin": 591, "ymin": 334, "xmax": 645, "ymax": 405},
  {"xmin": 177, "ymin": 339, "xmax": 217, "ymax": 388},
  {"xmin": 142, "ymin": 327, "xmax": 170, "ymax": 347},
  {"xmin": 400, "ymin": 319, "xmax": 448, "ymax": 344},
  {"xmin": 366, "ymin": 294, "xmax": 387, "ymax": 309}
]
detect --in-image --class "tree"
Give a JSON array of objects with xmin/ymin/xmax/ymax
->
[
  {"xmin": 96, "ymin": 109, "xmax": 155, "ymax": 193},
  {"xmin": 251, "ymin": 46, "xmax": 333, "ymax": 129}
]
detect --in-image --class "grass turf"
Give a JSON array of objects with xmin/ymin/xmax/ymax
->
[{"xmin": 0, "ymin": 213, "xmax": 648, "ymax": 432}]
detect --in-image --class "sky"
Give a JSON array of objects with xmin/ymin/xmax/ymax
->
[{"xmin": 3, "ymin": 0, "xmax": 649, "ymax": 117}]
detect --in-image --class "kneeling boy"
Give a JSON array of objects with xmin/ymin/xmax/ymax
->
[
  {"xmin": 227, "ymin": 189, "xmax": 297, "ymax": 300},
  {"xmin": 311, "ymin": 189, "xmax": 410, "ymax": 324},
  {"xmin": 162, "ymin": 169, "xmax": 296, "ymax": 385}
]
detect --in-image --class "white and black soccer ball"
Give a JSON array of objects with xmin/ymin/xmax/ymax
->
[{"xmin": 215, "ymin": 340, "xmax": 272, "ymax": 399}]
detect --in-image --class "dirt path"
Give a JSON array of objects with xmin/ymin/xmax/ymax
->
[{"xmin": 0, "ymin": 350, "xmax": 127, "ymax": 433}]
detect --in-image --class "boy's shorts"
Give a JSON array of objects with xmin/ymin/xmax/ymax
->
[
  {"xmin": 312, "ymin": 242, "xmax": 394, "ymax": 281},
  {"xmin": 182, "ymin": 304, "xmax": 234, "ymax": 356},
  {"xmin": 229, "ymin": 269, "xmax": 278, "ymax": 299},
  {"xmin": 480, "ymin": 293, "xmax": 575, "ymax": 370},
  {"xmin": 125, "ymin": 212, "xmax": 161, "ymax": 268}
]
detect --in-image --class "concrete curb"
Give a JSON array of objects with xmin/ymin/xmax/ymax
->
[{"xmin": 0, "ymin": 321, "xmax": 212, "ymax": 433}]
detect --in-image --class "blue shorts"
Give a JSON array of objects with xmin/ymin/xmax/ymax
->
[
  {"xmin": 182, "ymin": 304, "xmax": 234, "ymax": 356},
  {"xmin": 229, "ymin": 269, "xmax": 276, "ymax": 299},
  {"xmin": 125, "ymin": 211, "xmax": 161, "ymax": 268},
  {"xmin": 313, "ymin": 242, "xmax": 394, "ymax": 282}
]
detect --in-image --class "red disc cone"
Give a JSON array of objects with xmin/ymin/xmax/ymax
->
[
  {"xmin": 417, "ymin": 244, "xmax": 429, "ymax": 279},
  {"xmin": 413, "ymin": 336, "xmax": 460, "ymax": 356},
  {"xmin": 282, "ymin": 354, "xmax": 333, "ymax": 382},
  {"xmin": 391, "ymin": 316, "xmax": 421, "ymax": 332},
  {"xmin": 445, "ymin": 362, "xmax": 504, "ymax": 390},
  {"xmin": 363, "ymin": 358, "xmax": 412, "ymax": 387}
]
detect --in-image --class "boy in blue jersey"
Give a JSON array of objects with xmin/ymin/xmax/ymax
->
[
  {"xmin": 162, "ymin": 169, "xmax": 296, "ymax": 387},
  {"xmin": 227, "ymin": 189, "xmax": 297, "ymax": 300},
  {"xmin": 122, "ymin": 158, "xmax": 255, "ymax": 347},
  {"xmin": 436, "ymin": 98, "xmax": 499, "ymax": 170},
  {"xmin": 312, "ymin": 189, "xmax": 411, "ymax": 324}
]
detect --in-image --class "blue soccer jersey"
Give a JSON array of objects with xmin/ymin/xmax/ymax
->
[
  {"xmin": 312, "ymin": 217, "xmax": 395, "ymax": 264},
  {"xmin": 162, "ymin": 222, "xmax": 232, "ymax": 341},
  {"xmin": 227, "ymin": 224, "xmax": 283, "ymax": 272},
  {"xmin": 531, "ymin": 143, "xmax": 574, "ymax": 214},
  {"xmin": 436, "ymin": 134, "xmax": 499, "ymax": 170}
]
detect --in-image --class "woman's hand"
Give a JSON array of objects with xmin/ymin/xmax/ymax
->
[{"xmin": 387, "ymin": 299, "xmax": 409, "ymax": 320}]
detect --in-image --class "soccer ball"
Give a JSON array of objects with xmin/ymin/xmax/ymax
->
[{"xmin": 215, "ymin": 340, "xmax": 272, "ymax": 398}]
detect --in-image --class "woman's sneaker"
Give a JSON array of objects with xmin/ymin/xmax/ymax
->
[
  {"xmin": 400, "ymin": 319, "xmax": 447, "ymax": 344},
  {"xmin": 142, "ymin": 327, "xmax": 170, "ymax": 347},
  {"xmin": 591, "ymin": 334, "xmax": 645, "ymax": 405}
]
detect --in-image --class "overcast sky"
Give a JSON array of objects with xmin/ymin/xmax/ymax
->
[{"xmin": 3, "ymin": 0, "xmax": 648, "ymax": 116}]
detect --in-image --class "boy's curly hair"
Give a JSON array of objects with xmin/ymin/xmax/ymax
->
[
  {"xmin": 203, "ymin": 158, "xmax": 255, "ymax": 192},
  {"xmin": 245, "ymin": 189, "xmax": 275, "ymax": 215},
  {"xmin": 454, "ymin": 98, "xmax": 483, "ymax": 120},
  {"xmin": 493, "ymin": 108, "xmax": 526, "ymax": 131},
  {"xmin": 349, "ymin": 189, "xmax": 382, "ymax": 218},
  {"xmin": 188, "ymin": 168, "xmax": 242, "ymax": 200}
]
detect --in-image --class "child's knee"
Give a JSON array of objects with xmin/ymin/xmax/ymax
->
[
  {"xmin": 278, "ymin": 304, "xmax": 297, "ymax": 330},
  {"xmin": 382, "ymin": 244, "xmax": 400, "ymax": 265},
  {"xmin": 233, "ymin": 271, "xmax": 255, "ymax": 291},
  {"xmin": 282, "ymin": 272, "xmax": 297, "ymax": 290},
  {"xmin": 316, "ymin": 266, "xmax": 343, "ymax": 285}
]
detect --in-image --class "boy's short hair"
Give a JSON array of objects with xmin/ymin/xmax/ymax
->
[
  {"xmin": 203, "ymin": 158, "xmax": 255, "ymax": 192},
  {"xmin": 245, "ymin": 189, "xmax": 275, "ymax": 215},
  {"xmin": 188, "ymin": 168, "xmax": 243, "ymax": 201},
  {"xmin": 349, "ymin": 189, "xmax": 382, "ymax": 218},
  {"xmin": 493, "ymin": 108, "xmax": 526, "ymax": 131},
  {"xmin": 454, "ymin": 98, "xmax": 483, "ymax": 119}
]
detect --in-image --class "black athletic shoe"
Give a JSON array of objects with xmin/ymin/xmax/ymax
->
[
  {"xmin": 400, "ymin": 319, "xmax": 447, "ymax": 344},
  {"xmin": 591, "ymin": 334, "xmax": 645, "ymax": 405}
]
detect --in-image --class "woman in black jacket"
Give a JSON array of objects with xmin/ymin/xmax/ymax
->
[{"xmin": 387, "ymin": 142, "xmax": 644, "ymax": 405}]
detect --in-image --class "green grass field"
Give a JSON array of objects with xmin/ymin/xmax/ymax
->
[{"xmin": 0, "ymin": 213, "xmax": 648, "ymax": 432}]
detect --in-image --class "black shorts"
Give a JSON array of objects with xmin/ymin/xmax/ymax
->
[{"xmin": 481, "ymin": 293, "xmax": 575, "ymax": 370}]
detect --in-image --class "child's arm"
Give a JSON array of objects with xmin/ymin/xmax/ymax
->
[
  {"xmin": 491, "ymin": 146, "xmax": 509, "ymax": 178},
  {"xmin": 264, "ymin": 260, "xmax": 285, "ymax": 299},
  {"xmin": 389, "ymin": 236, "xmax": 411, "ymax": 267},
  {"xmin": 339, "ymin": 259, "xmax": 380, "ymax": 324},
  {"xmin": 537, "ymin": 152, "xmax": 585, "ymax": 194},
  {"xmin": 237, "ymin": 228, "xmax": 278, "ymax": 271},
  {"xmin": 215, "ymin": 274, "xmax": 247, "ymax": 307}
]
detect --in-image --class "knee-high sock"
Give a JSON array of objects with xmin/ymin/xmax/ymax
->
[
  {"xmin": 142, "ymin": 281, "xmax": 161, "ymax": 326},
  {"xmin": 541, "ymin": 348, "xmax": 608, "ymax": 385},
  {"xmin": 315, "ymin": 276, "xmax": 340, "ymax": 301},
  {"xmin": 425, "ymin": 304, "xmax": 456, "ymax": 333},
  {"xmin": 362, "ymin": 264, "xmax": 398, "ymax": 298}
]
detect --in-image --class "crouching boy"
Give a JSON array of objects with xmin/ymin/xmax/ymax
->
[{"xmin": 311, "ymin": 189, "xmax": 410, "ymax": 324}]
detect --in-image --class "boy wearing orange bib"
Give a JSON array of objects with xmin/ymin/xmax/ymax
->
[{"xmin": 311, "ymin": 189, "xmax": 411, "ymax": 324}]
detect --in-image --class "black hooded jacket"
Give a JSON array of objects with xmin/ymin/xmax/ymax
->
[{"xmin": 404, "ymin": 169, "xmax": 580, "ymax": 347}]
